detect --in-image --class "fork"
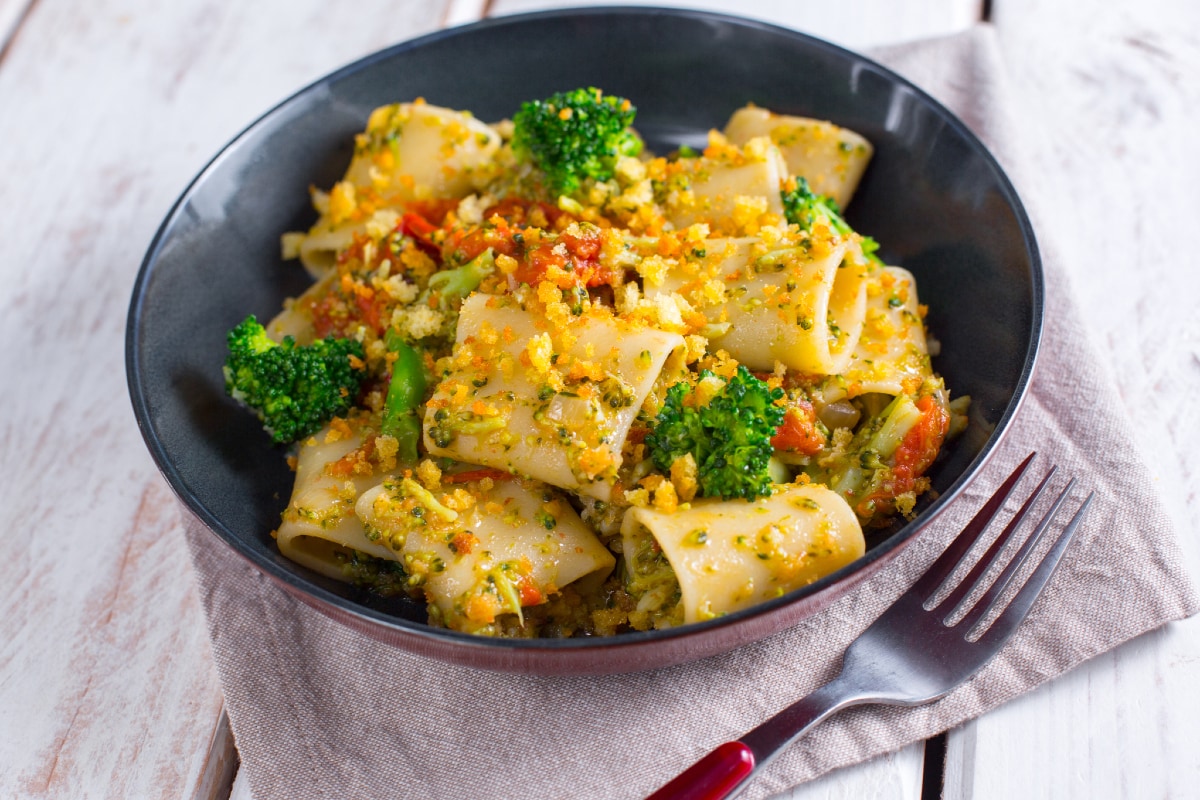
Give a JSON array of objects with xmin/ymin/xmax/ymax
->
[{"xmin": 646, "ymin": 453, "xmax": 1093, "ymax": 800}]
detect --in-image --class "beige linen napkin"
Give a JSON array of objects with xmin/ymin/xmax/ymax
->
[{"xmin": 184, "ymin": 25, "xmax": 1198, "ymax": 800}]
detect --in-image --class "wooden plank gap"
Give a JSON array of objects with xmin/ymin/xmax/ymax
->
[
  {"xmin": 190, "ymin": 708, "xmax": 239, "ymax": 800},
  {"xmin": 0, "ymin": 0, "xmax": 38, "ymax": 67},
  {"xmin": 920, "ymin": 733, "xmax": 948, "ymax": 800}
]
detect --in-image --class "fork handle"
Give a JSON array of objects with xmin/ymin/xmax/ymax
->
[
  {"xmin": 643, "ymin": 741, "xmax": 755, "ymax": 800},
  {"xmin": 646, "ymin": 679, "xmax": 859, "ymax": 800}
]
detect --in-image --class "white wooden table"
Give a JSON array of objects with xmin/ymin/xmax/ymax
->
[{"xmin": 1, "ymin": 1, "xmax": 1196, "ymax": 797}]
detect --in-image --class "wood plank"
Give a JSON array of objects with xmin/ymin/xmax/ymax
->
[
  {"xmin": 783, "ymin": 742, "xmax": 926, "ymax": 800},
  {"xmin": 0, "ymin": 0, "xmax": 447, "ymax": 797},
  {"xmin": 0, "ymin": 0, "xmax": 33, "ymax": 54},
  {"xmin": 945, "ymin": 0, "xmax": 1200, "ymax": 796},
  {"xmin": 189, "ymin": 711, "xmax": 238, "ymax": 800},
  {"xmin": 442, "ymin": 0, "xmax": 489, "ymax": 28},
  {"xmin": 228, "ymin": 768, "xmax": 254, "ymax": 800},
  {"xmin": 489, "ymin": 0, "xmax": 982, "ymax": 49}
]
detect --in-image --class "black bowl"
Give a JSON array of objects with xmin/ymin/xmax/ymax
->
[{"xmin": 127, "ymin": 7, "xmax": 1041, "ymax": 674}]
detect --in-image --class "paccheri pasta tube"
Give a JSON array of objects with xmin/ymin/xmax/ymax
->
[
  {"xmin": 621, "ymin": 484, "xmax": 865, "ymax": 626},
  {"xmin": 287, "ymin": 102, "xmax": 502, "ymax": 276},
  {"xmin": 423, "ymin": 292, "xmax": 685, "ymax": 500},
  {"xmin": 645, "ymin": 232, "xmax": 869, "ymax": 375},
  {"xmin": 224, "ymin": 89, "xmax": 964, "ymax": 638},
  {"xmin": 355, "ymin": 472, "xmax": 615, "ymax": 635},
  {"xmin": 723, "ymin": 106, "xmax": 873, "ymax": 210},
  {"xmin": 278, "ymin": 420, "xmax": 615, "ymax": 636}
]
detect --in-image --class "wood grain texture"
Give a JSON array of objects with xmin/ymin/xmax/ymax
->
[
  {"xmin": 944, "ymin": 0, "xmax": 1200, "ymax": 797},
  {"xmin": 0, "ymin": 0, "xmax": 447, "ymax": 797},
  {"xmin": 490, "ymin": 0, "xmax": 982, "ymax": 49}
]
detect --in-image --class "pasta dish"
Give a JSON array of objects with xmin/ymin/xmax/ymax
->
[{"xmin": 222, "ymin": 89, "xmax": 965, "ymax": 637}]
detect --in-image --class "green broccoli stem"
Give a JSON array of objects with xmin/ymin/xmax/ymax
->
[
  {"xmin": 830, "ymin": 393, "xmax": 922, "ymax": 501},
  {"xmin": 867, "ymin": 393, "xmax": 922, "ymax": 459},
  {"xmin": 381, "ymin": 331, "xmax": 426, "ymax": 464},
  {"xmin": 425, "ymin": 248, "xmax": 495, "ymax": 305}
]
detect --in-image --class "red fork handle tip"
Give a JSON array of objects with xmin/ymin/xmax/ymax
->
[{"xmin": 646, "ymin": 741, "xmax": 756, "ymax": 800}]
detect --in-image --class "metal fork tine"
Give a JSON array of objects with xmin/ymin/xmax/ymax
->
[
  {"xmin": 973, "ymin": 491, "xmax": 1093, "ymax": 646},
  {"xmin": 912, "ymin": 453, "xmax": 1038, "ymax": 602},
  {"xmin": 956, "ymin": 478, "xmax": 1076, "ymax": 631},
  {"xmin": 932, "ymin": 466, "xmax": 1058, "ymax": 616}
]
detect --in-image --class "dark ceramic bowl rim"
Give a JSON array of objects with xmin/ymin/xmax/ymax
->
[{"xmin": 126, "ymin": 6, "xmax": 1042, "ymax": 660}]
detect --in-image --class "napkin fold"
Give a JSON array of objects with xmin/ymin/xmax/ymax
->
[{"xmin": 184, "ymin": 25, "xmax": 1198, "ymax": 800}]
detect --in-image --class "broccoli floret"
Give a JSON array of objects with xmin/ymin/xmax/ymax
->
[
  {"xmin": 781, "ymin": 177, "xmax": 882, "ymax": 265},
  {"xmin": 511, "ymin": 87, "xmax": 643, "ymax": 195},
  {"xmin": 645, "ymin": 366, "xmax": 785, "ymax": 501},
  {"xmin": 223, "ymin": 315, "xmax": 366, "ymax": 444}
]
